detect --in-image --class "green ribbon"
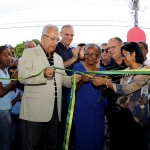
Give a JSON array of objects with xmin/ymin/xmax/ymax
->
[
  {"xmin": 62, "ymin": 74, "xmax": 76, "ymax": 150},
  {"xmin": 86, "ymin": 68, "xmax": 150, "ymax": 75},
  {"xmin": 1, "ymin": 66, "xmax": 150, "ymax": 81}
]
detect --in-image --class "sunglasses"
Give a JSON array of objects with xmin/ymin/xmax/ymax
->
[{"xmin": 101, "ymin": 48, "xmax": 109, "ymax": 53}]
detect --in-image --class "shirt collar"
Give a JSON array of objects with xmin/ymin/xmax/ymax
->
[{"xmin": 59, "ymin": 42, "xmax": 73, "ymax": 50}]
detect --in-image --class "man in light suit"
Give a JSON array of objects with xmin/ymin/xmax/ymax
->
[{"xmin": 18, "ymin": 24, "xmax": 81, "ymax": 150}]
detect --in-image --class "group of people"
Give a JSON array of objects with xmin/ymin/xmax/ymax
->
[
  {"xmin": 0, "ymin": 40, "xmax": 37, "ymax": 150},
  {"xmin": 0, "ymin": 23, "xmax": 150, "ymax": 150}
]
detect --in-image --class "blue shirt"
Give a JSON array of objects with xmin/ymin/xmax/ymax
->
[
  {"xmin": 0, "ymin": 69, "xmax": 12, "ymax": 110},
  {"xmin": 55, "ymin": 42, "xmax": 80, "ymax": 75},
  {"xmin": 11, "ymin": 88, "xmax": 22, "ymax": 114}
]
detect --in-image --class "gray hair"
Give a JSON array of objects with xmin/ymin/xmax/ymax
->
[
  {"xmin": 84, "ymin": 43, "xmax": 101, "ymax": 55},
  {"xmin": 109, "ymin": 37, "xmax": 123, "ymax": 45},
  {"xmin": 42, "ymin": 24, "xmax": 59, "ymax": 35},
  {"xmin": 60, "ymin": 24, "xmax": 73, "ymax": 32}
]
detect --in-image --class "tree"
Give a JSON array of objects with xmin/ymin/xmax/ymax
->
[
  {"xmin": 15, "ymin": 41, "xmax": 26, "ymax": 58},
  {"xmin": 32, "ymin": 39, "xmax": 40, "ymax": 45}
]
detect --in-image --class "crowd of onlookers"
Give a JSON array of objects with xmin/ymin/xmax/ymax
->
[
  {"xmin": 0, "ymin": 40, "xmax": 37, "ymax": 150},
  {"xmin": 0, "ymin": 24, "xmax": 150, "ymax": 150}
]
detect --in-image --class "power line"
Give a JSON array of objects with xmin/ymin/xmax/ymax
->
[
  {"xmin": 0, "ymin": 24, "xmax": 150, "ymax": 30},
  {"xmin": 0, "ymin": 19, "xmax": 136, "ymax": 26}
]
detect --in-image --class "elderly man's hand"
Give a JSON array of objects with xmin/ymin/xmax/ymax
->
[{"xmin": 44, "ymin": 68, "xmax": 55, "ymax": 78}]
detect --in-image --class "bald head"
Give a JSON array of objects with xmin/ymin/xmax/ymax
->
[{"xmin": 25, "ymin": 41, "xmax": 37, "ymax": 49}]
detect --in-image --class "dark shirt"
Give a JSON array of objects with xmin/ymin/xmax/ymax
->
[
  {"xmin": 41, "ymin": 44, "xmax": 58, "ymax": 98},
  {"xmin": 104, "ymin": 59, "xmax": 127, "ymax": 110},
  {"xmin": 55, "ymin": 42, "xmax": 80, "ymax": 75},
  {"xmin": 100, "ymin": 59, "xmax": 109, "ymax": 67},
  {"xmin": 100, "ymin": 59, "xmax": 105, "ymax": 67}
]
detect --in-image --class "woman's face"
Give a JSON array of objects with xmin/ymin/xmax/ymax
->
[
  {"xmin": 122, "ymin": 49, "xmax": 135, "ymax": 67},
  {"xmin": 84, "ymin": 46, "xmax": 98, "ymax": 65},
  {"xmin": 0, "ymin": 48, "xmax": 10, "ymax": 68}
]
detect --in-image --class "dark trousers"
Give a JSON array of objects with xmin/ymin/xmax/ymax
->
[
  {"xmin": 20, "ymin": 100, "xmax": 60, "ymax": 150},
  {"xmin": 144, "ymin": 116, "xmax": 150, "ymax": 150},
  {"xmin": 106, "ymin": 107, "xmax": 145, "ymax": 150},
  {"xmin": 11, "ymin": 114, "xmax": 21, "ymax": 150}
]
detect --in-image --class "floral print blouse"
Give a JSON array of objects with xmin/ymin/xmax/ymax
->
[{"xmin": 114, "ymin": 68, "xmax": 150, "ymax": 126}]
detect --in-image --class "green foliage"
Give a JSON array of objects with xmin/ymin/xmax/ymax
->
[
  {"xmin": 15, "ymin": 39, "xmax": 40, "ymax": 58},
  {"xmin": 15, "ymin": 41, "xmax": 26, "ymax": 58},
  {"xmin": 32, "ymin": 39, "xmax": 40, "ymax": 45}
]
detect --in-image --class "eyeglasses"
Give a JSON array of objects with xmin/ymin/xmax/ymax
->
[
  {"xmin": 84, "ymin": 53, "xmax": 98, "ymax": 58},
  {"xmin": 43, "ymin": 34, "xmax": 60, "ymax": 42},
  {"xmin": 122, "ymin": 52, "xmax": 131, "ymax": 58},
  {"xmin": 101, "ymin": 48, "xmax": 109, "ymax": 53},
  {"xmin": 107, "ymin": 45, "xmax": 120, "ymax": 50}
]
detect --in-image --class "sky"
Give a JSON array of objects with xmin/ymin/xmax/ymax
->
[{"xmin": 0, "ymin": 0, "xmax": 150, "ymax": 56}]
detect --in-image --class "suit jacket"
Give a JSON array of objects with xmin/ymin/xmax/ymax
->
[{"xmin": 18, "ymin": 45, "xmax": 72, "ymax": 122}]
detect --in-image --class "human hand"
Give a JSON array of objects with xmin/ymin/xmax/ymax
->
[
  {"xmin": 11, "ymin": 70, "xmax": 18, "ymax": 84},
  {"xmin": 72, "ymin": 47, "xmax": 80, "ymax": 59},
  {"xmin": 79, "ymin": 46, "xmax": 85, "ymax": 60},
  {"xmin": 74, "ymin": 74, "xmax": 82, "ymax": 84},
  {"xmin": 44, "ymin": 68, "xmax": 55, "ymax": 78},
  {"xmin": 81, "ymin": 74, "xmax": 94, "ymax": 82},
  {"xmin": 91, "ymin": 76, "xmax": 106, "ymax": 86}
]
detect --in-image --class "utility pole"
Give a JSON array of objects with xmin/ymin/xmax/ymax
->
[
  {"xmin": 133, "ymin": 0, "xmax": 139, "ymax": 27},
  {"xmin": 129, "ymin": 0, "xmax": 139, "ymax": 27},
  {"xmin": 127, "ymin": 0, "xmax": 146, "ymax": 43}
]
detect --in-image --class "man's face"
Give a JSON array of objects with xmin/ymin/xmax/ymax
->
[
  {"xmin": 41, "ymin": 29, "xmax": 60, "ymax": 54},
  {"xmin": 60, "ymin": 27, "xmax": 74, "ymax": 47},
  {"xmin": 138, "ymin": 43, "xmax": 148, "ymax": 60},
  {"xmin": 100, "ymin": 45, "xmax": 111, "ymax": 62},
  {"xmin": 107, "ymin": 39, "xmax": 122, "ymax": 60}
]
